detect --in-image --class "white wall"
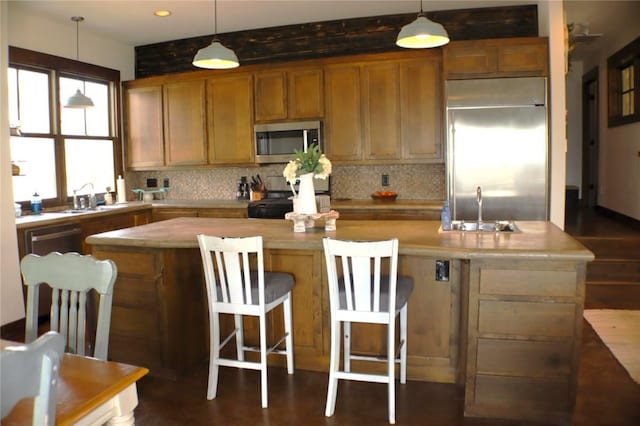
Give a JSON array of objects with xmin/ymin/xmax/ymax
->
[
  {"xmin": 566, "ymin": 60, "xmax": 584, "ymax": 196},
  {"xmin": 7, "ymin": 2, "xmax": 135, "ymax": 81},
  {"xmin": 580, "ymin": 21, "xmax": 640, "ymax": 221},
  {"xmin": 1, "ymin": 1, "xmax": 25, "ymax": 326}
]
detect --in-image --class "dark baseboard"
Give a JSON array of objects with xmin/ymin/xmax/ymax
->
[{"xmin": 595, "ymin": 205, "xmax": 640, "ymax": 230}]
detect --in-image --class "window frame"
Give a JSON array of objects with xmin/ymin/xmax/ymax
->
[
  {"xmin": 607, "ymin": 36, "xmax": 640, "ymax": 127},
  {"xmin": 9, "ymin": 46, "xmax": 123, "ymax": 208}
]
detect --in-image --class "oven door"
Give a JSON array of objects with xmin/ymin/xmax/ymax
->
[{"xmin": 247, "ymin": 199, "xmax": 293, "ymax": 219}]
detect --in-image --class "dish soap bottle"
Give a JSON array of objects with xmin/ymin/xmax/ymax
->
[
  {"xmin": 31, "ymin": 192, "xmax": 42, "ymax": 215},
  {"xmin": 441, "ymin": 200, "xmax": 452, "ymax": 231}
]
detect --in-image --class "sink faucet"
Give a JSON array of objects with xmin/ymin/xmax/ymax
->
[
  {"xmin": 73, "ymin": 182, "xmax": 96, "ymax": 210},
  {"xmin": 476, "ymin": 186, "xmax": 483, "ymax": 229}
]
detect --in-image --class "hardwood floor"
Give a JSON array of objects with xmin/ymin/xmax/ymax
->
[{"xmin": 132, "ymin": 208, "xmax": 640, "ymax": 426}]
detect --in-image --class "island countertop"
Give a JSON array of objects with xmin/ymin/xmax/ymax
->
[{"xmin": 86, "ymin": 217, "xmax": 593, "ymax": 261}]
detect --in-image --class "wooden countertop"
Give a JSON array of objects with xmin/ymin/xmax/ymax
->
[{"xmin": 86, "ymin": 217, "xmax": 594, "ymax": 261}]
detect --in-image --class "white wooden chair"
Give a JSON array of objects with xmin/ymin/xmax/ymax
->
[
  {"xmin": 20, "ymin": 252, "xmax": 117, "ymax": 360},
  {"xmin": 197, "ymin": 234, "xmax": 295, "ymax": 408},
  {"xmin": 1, "ymin": 331, "xmax": 65, "ymax": 425},
  {"xmin": 322, "ymin": 237, "xmax": 414, "ymax": 424}
]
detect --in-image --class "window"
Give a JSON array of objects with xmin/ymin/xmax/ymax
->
[
  {"xmin": 9, "ymin": 47, "xmax": 121, "ymax": 206},
  {"xmin": 608, "ymin": 36, "xmax": 640, "ymax": 127}
]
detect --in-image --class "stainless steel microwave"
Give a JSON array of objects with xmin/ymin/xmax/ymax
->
[{"xmin": 254, "ymin": 120, "xmax": 322, "ymax": 164}]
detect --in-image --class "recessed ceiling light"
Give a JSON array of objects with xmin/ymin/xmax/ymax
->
[{"xmin": 154, "ymin": 10, "xmax": 171, "ymax": 17}]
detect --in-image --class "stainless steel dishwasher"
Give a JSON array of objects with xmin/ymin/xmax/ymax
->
[{"xmin": 24, "ymin": 224, "xmax": 83, "ymax": 317}]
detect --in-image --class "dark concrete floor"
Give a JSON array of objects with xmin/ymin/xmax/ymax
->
[{"xmin": 132, "ymin": 208, "xmax": 640, "ymax": 425}]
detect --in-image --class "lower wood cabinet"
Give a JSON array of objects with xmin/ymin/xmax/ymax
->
[
  {"xmin": 81, "ymin": 210, "xmax": 150, "ymax": 254},
  {"xmin": 465, "ymin": 259, "xmax": 586, "ymax": 424},
  {"xmin": 94, "ymin": 243, "xmax": 463, "ymax": 383},
  {"xmin": 337, "ymin": 208, "xmax": 440, "ymax": 221},
  {"xmin": 151, "ymin": 207, "xmax": 247, "ymax": 222}
]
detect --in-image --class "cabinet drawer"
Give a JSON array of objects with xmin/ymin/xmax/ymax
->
[
  {"xmin": 113, "ymin": 276, "xmax": 159, "ymax": 307},
  {"xmin": 474, "ymin": 374, "xmax": 571, "ymax": 411},
  {"xmin": 478, "ymin": 300, "xmax": 575, "ymax": 337},
  {"xmin": 97, "ymin": 250, "xmax": 159, "ymax": 276},
  {"xmin": 480, "ymin": 269, "xmax": 577, "ymax": 297},
  {"xmin": 477, "ymin": 338, "xmax": 572, "ymax": 377}
]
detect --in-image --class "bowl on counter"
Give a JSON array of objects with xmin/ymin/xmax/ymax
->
[{"xmin": 371, "ymin": 191, "xmax": 398, "ymax": 201}]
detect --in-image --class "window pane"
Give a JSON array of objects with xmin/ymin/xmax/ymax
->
[
  {"xmin": 10, "ymin": 137, "xmax": 57, "ymax": 202},
  {"xmin": 85, "ymin": 81, "xmax": 110, "ymax": 136},
  {"xmin": 65, "ymin": 139, "xmax": 115, "ymax": 196},
  {"xmin": 60, "ymin": 77, "xmax": 110, "ymax": 137},
  {"xmin": 17, "ymin": 69, "xmax": 51, "ymax": 133},
  {"xmin": 622, "ymin": 92, "xmax": 634, "ymax": 116}
]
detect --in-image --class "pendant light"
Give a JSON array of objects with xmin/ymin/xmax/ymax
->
[
  {"xmin": 192, "ymin": 0, "xmax": 239, "ymax": 69},
  {"xmin": 396, "ymin": 0, "xmax": 449, "ymax": 49},
  {"xmin": 64, "ymin": 16, "xmax": 94, "ymax": 108}
]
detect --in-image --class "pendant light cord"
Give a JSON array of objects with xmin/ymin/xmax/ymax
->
[{"xmin": 71, "ymin": 16, "xmax": 84, "ymax": 61}]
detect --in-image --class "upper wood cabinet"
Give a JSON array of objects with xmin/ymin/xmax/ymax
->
[
  {"xmin": 254, "ymin": 67, "xmax": 323, "ymax": 122},
  {"xmin": 124, "ymin": 85, "xmax": 164, "ymax": 169},
  {"xmin": 325, "ymin": 52, "xmax": 442, "ymax": 163},
  {"xmin": 206, "ymin": 73, "xmax": 254, "ymax": 164},
  {"xmin": 443, "ymin": 37, "xmax": 548, "ymax": 79},
  {"xmin": 163, "ymin": 80, "xmax": 208, "ymax": 166},
  {"xmin": 324, "ymin": 64, "xmax": 363, "ymax": 161}
]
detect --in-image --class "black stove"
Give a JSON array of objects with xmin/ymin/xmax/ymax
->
[{"xmin": 247, "ymin": 196, "xmax": 293, "ymax": 219}]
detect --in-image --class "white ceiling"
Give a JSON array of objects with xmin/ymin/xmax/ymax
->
[{"xmin": 10, "ymin": 0, "xmax": 640, "ymax": 59}]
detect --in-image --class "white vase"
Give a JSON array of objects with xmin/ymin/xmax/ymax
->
[{"xmin": 293, "ymin": 172, "xmax": 317, "ymax": 215}]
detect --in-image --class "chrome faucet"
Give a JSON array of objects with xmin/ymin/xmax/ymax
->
[
  {"xmin": 73, "ymin": 182, "xmax": 96, "ymax": 210},
  {"xmin": 476, "ymin": 186, "xmax": 483, "ymax": 229}
]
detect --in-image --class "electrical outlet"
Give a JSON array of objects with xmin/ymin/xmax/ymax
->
[
  {"xmin": 381, "ymin": 174, "xmax": 389, "ymax": 186},
  {"xmin": 163, "ymin": 178, "xmax": 170, "ymax": 188},
  {"xmin": 146, "ymin": 178, "xmax": 158, "ymax": 188}
]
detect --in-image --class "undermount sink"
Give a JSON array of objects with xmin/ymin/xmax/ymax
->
[{"xmin": 446, "ymin": 220, "xmax": 520, "ymax": 233}]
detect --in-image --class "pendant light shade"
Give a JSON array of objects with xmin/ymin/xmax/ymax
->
[
  {"xmin": 396, "ymin": 1, "xmax": 449, "ymax": 49},
  {"xmin": 65, "ymin": 89, "xmax": 95, "ymax": 108},
  {"xmin": 64, "ymin": 16, "xmax": 94, "ymax": 108},
  {"xmin": 193, "ymin": 38, "xmax": 239, "ymax": 69},
  {"xmin": 193, "ymin": 0, "xmax": 239, "ymax": 69}
]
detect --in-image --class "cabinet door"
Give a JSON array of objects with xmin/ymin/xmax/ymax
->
[
  {"xmin": 443, "ymin": 42, "xmax": 497, "ymax": 78},
  {"xmin": 125, "ymin": 86, "xmax": 164, "ymax": 169},
  {"xmin": 163, "ymin": 80, "xmax": 207, "ymax": 166},
  {"xmin": 497, "ymin": 42, "xmax": 548, "ymax": 74},
  {"xmin": 324, "ymin": 64, "xmax": 363, "ymax": 161},
  {"xmin": 288, "ymin": 68, "xmax": 323, "ymax": 119},
  {"xmin": 207, "ymin": 74, "xmax": 254, "ymax": 164},
  {"xmin": 254, "ymin": 71, "xmax": 287, "ymax": 122},
  {"xmin": 400, "ymin": 57, "xmax": 442, "ymax": 160},
  {"xmin": 362, "ymin": 61, "xmax": 401, "ymax": 160}
]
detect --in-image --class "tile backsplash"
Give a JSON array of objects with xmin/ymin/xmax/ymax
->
[{"xmin": 127, "ymin": 163, "xmax": 445, "ymax": 201}]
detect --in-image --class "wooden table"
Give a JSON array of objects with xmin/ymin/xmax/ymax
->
[{"xmin": 1, "ymin": 340, "xmax": 148, "ymax": 425}]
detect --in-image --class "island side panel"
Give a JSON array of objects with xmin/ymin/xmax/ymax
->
[
  {"xmin": 464, "ymin": 258, "xmax": 587, "ymax": 424},
  {"xmin": 92, "ymin": 245, "xmax": 208, "ymax": 379}
]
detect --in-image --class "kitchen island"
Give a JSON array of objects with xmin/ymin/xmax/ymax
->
[{"xmin": 87, "ymin": 217, "xmax": 593, "ymax": 424}]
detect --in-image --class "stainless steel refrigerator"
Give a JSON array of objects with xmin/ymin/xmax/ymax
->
[{"xmin": 446, "ymin": 77, "xmax": 548, "ymax": 221}]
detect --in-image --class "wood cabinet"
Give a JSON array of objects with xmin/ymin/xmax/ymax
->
[
  {"xmin": 124, "ymin": 85, "xmax": 164, "ymax": 169},
  {"xmin": 81, "ymin": 210, "xmax": 150, "ymax": 254},
  {"xmin": 163, "ymin": 80, "xmax": 207, "ymax": 166},
  {"xmin": 254, "ymin": 67, "xmax": 323, "ymax": 122},
  {"xmin": 207, "ymin": 73, "xmax": 254, "ymax": 164},
  {"xmin": 151, "ymin": 207, "xmax": 247, "ymax": 222},
  {"xmin": 444, "ymin": 37, "xmax": 548, "ymax": 79},
  {"xmin": 324, "ymin": 64, "xmax": 363, "ymax": 161},
  {"xmin": 324, "ymin": 52, "xmax": 442, "ymax": 163},
  {"xmin": 465, "ymin": 259, "xmax": 585, "ymax": 424},
  {"xmin": 336, "ymin": 208, "xmax": 440, "ymax": 221}
]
